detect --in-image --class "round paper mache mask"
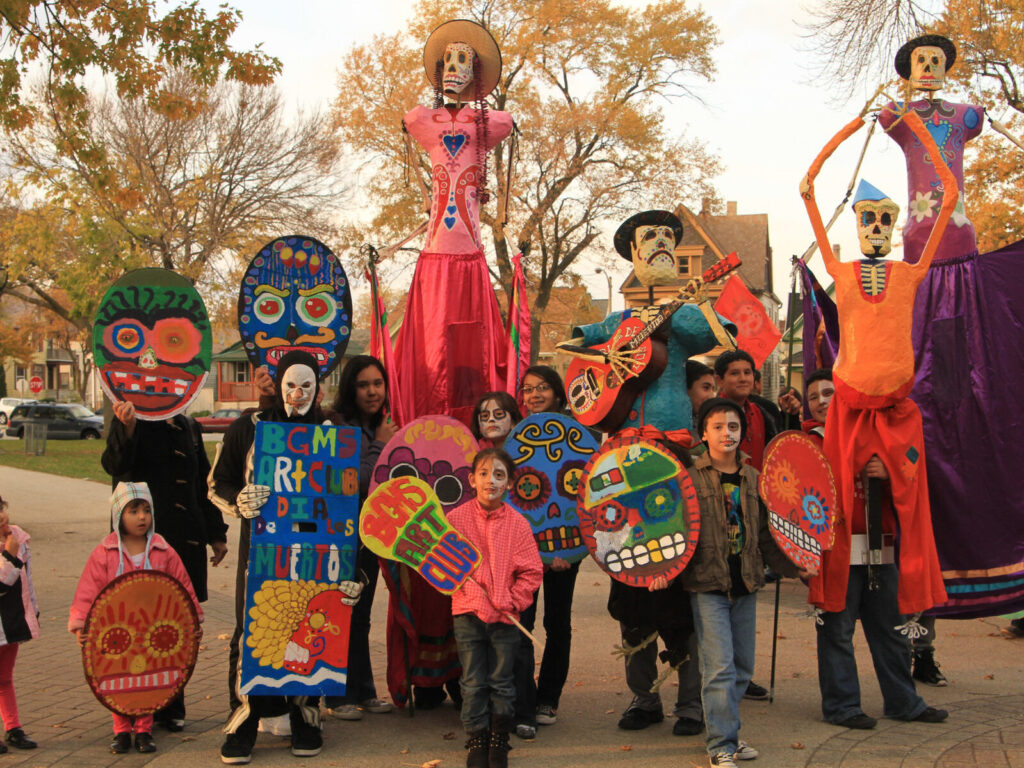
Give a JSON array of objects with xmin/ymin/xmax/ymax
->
[
  {"xmin": 92, "ymin": 268, "xmax": 211, "ymax": 420},
  {"xmin": 759, "ymin": 431, "xmax": 838, "ymax": 571},
  {"xmin": 505, "ymin": 413, "xmax": 600, "ymax": 564},
  {"xmin": 370, "ymin": 415, "xmax": 479, "ymax": 513},
  {"xmin": 578, "ymin": 436, "xmax": 700, "ymax": 587},
  {"xmin": 82, "ymin": 570, "xmax": 200, "ymax": 717},
  {"xmin": 238, "ymin": 236, "xmax": 352, "ymax": 379}
]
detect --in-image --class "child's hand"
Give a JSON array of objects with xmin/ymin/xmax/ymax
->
[
  {"xmin": 74, "ymin": 629, "xmax": 86, "ymax": 647},
  {"xmin": 375, "ymin": 415, "xmax": 398, "ymax": 444},
  {"xmin": 647, "ymin": 575, "xmax": 668, "ymax": 591},
  {"xmin": 862, "ymin": 455, "xmax": 889, "ymax": 480},
  {"xmin": 3, "ymin": 533, "xmax": 18, "ymax": 557},
  {"xmin": 210, "ymin": 540, "xmax": 228, "ymax": 566},
  {"xmin": 550, "ymin": 557, "xmax": 570, "ymax": 572},
  {"xmin": 112, "ymin": 400, "xmax": 137, "ymax": 437},
  {"xmin": 254, "ymin": 366, "xmax": 275, "ymax": 397},
  {"xmin": 798, "ymin": 565, "xmax": 819, "ymax": 580}
]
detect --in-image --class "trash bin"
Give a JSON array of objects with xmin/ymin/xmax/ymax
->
[{"xmin": 24, "ymin": 423, "xmax": 46, "ymax": 456}]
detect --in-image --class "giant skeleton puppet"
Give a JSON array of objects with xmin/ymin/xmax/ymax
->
[
  {"xmin": 875, "ymin": 35, "xmax": 1024, "ymax": 618},
  {"xmin": 800, "ymin": 110, "xmax": 954, "ymax": 617},
  {"xmin": 394, "ymin": 19, "xmax": 514, "ymax": 424},
  {"xmin": 557, "ymin": 210, "xmax": 735, "ymax": 436}
]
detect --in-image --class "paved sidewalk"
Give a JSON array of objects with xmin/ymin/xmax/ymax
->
[{"xmin": 1, "ymin": 464, "xmax": 1021, "ymax": 767}]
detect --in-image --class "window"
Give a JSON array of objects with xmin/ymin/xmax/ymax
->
[
  {"xmin": 677, "ymin": 255, "xmax": 690, "ymax": 277},
  {"xmin": 232, "ymin": 362, "xmax": 251, "ymax": 383}
]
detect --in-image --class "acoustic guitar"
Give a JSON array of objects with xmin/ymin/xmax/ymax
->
[{"xmin": 564, "ymin": 252, "xmax": 741, "ymax": 432}]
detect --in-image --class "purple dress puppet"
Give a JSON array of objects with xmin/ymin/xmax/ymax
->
[{"xmin": 879, "ymin": 35, "xmax": 1024, "ymax": 617}]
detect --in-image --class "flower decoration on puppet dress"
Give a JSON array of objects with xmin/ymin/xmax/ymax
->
[
  {"xmin": 246, "ymin": 580, "xmax": 357, "ymax": 678},
  {"xmin": 504, "ymin": 413, "xmax": 599, "ymax": 564},
  {"xmin": 759, "ymin": 431, "xmax": 838, "ymax": 572},
  {"xmin": 82, "ymin": 570, "xmax": 200, "ymax": 717},
  {"xmin": 238, "ymin": 235, "xmax": 352, "ymax": 379},
  {"xmin": 577, "ymin": 435, "xmax": 700, "ymax": 588},
  {"xmin": 369, "ymin": 416, "xmax": 479, "ymax": 512},
  {"xmin": 92, "ymin": 268, "xmax": 212, "ymax": 420}
]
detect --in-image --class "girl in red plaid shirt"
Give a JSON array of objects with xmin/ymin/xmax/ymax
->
[{"xmin": 448, "ymin": 448, "xmax": 543, "ymax": 768}]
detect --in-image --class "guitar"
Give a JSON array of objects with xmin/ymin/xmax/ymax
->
[{"xmin": 564, "ymin": 252, "xmax": 742, "ymax": 432}]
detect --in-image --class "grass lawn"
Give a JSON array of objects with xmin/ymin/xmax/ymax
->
[{"xmin": 0, "ymin": 438, "xmax": 219, "ymax": 482}]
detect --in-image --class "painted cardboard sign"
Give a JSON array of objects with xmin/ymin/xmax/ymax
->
[
  {"xmin": 760, "ymin": 431, "xmax": 837, "ymax": 571},
  {"xmin": 238, "ymin": 235, "xmax": 352, "ymax": 379},
  {"xmin": 82, "ymin": 570, "xmax": 200, "ymax": 717},
  {"xmin": 362, "ymin": 476, "xmax": 480, "ymax": 594},
  {"xmin": 505, "ymin": 413, "xmax": 599, "ymax": 564},
  {"xmin": 578, "ymin": 436, "xmax": 700, "ymax": 587},
  {"xmin": 240, "ymin": 421, "xmax": 360, "ymax": 696},
  {"xmin": 92, "ymin": 268, "xmax": 211, "ymax": 420}
]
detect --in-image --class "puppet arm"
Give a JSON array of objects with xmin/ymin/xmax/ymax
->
[
  {"xmin": 987, "ymin": 111, "xmax": 1024, "ymax": 154},
  {"xmin": 902, "ymin": 111, "xmax": 958, "ymax": 274},
  {"xmin": 402, "ymin": 120, "xmax": 433, "ymax": 214},
  {"xmin": 800, "ymin": 116, "xmax": 866, "ymax": 277}
]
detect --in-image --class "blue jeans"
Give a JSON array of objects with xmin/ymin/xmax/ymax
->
[
  {"xmin": 816, "ymin": 565, "xmax": 926, "ymax": 722},
  {"xmin": 691, "ymin": 591, "xmax": 757, "ymax": 757},
  {"xmin": 453, "ymin": 614, "xmax": 519, "ymax": 733}
]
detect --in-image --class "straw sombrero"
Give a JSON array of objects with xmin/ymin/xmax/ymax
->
[
  {"xmin": 423, "ymin": 19, "xmax": 502, "ymax": 97},
  {"xmin": 613, "ymin": 210, "xmax": 684, "ymax": 261},
  {"xmin": 894, "ymin": 34, "xmax": 957, "ymax": 80}
]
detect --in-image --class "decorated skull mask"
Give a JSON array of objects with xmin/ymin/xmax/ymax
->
[
  {"xmin": 92, "ymin": 268, "xmax": 211, "ymax": 420},
  {"xmin": 443, "ymin": 42, "xmax": 476, "ymax": 96},
  {"xmin": 632, "ymin": 224, "xmax": 678, "ymax": 286},
  {"xmin": 83, "ymin": 571, "xmax": 200, "ymax": 716},
  {"xmin": 578, "ymin": 436, "xmax": 700, "ymax": 587},
  {"xmin": 505, "ymin": 413, "xmax": 599, "ymax": 564},
  {"xmin": 238, "ymin": 236, "xmax": 351, "ymax": 379},
  {"xmin": 910, "ymin": 45, "xmax": 946, "ymax": 92},
  {"xmin": 282, "ymin": 589, "xmax": 353, "ymax": 676},
  {"xmin": 852, "ymin": 180, "xmax": 900, "ymax": 258}
]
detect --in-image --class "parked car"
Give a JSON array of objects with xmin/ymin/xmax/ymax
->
[
  {"xmin": 195, "ymin": 408, "xmax": 243, "ymax": 434},
  {"xmin": 7, "ymin": 402, "xmax": 104, "ymax": 440},
  {"xmin": 0, "ymin": 397, "xmax": 35, "ymax": 427}
]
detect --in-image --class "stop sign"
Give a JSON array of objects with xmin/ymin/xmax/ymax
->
[{"xmin": 28, "ymin": 376, "xmax": 43, "ymax": 394}]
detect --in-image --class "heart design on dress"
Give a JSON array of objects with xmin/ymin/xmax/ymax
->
[
  {"xmin": 447, "ymin": 205, "xmax": 457, "ymax": 215},
  {"xmin": 442, "ymin": 134, "xmax": 466, "ymax": 158},
  {"xmin": 443, "ymin": 216, "xmax": 457, "ymax": 229},
  {"xmin": 924, "ymin": 121, "xmax": 952, "ymax": 151}
]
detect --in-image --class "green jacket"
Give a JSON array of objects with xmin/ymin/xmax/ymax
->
[{"xmin": 681, "ymin": 450, "xmax": 798, "ymax": 594}]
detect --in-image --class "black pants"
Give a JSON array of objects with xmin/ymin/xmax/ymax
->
[{"xmin": 324, "ymin": 546, "xmax": 380, "ymax": 707}]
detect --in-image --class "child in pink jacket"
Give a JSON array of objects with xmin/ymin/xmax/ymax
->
[{"xmin": 69, "ymin": 482, "xmax": 202, "ymax": 755}]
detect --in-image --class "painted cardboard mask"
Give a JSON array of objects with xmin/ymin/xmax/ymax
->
[
  {"xmin": 505, "ymin": 413, "xmax": 600, "ymax": 564},
  {"xmin": 238, "ymin": 235, "xmax": 351, "ymax": 379},
  {"xmin": 93, "ymin": 268, "xmax": 211, "ymax": 420},
  {"xmin": 759, "ymin": 431, "xmax": 838, "ymax": 571},
  {"xmin": 910, "ymin": 45, "xmax": 946, "ymax": 92},
  {"xmin": 443, "ymin": 42, "xmax": 476, "ymax": 96},
  {"xmin": 578, "ymin": 435, "xmax": 700, "ymax": 587},
  {"xmin": 82, "ymin": 570, "xmax": 200, "ymax": 716},
  {"xmin": 852, "ymin": 180, "xmax": 900, "ymax": 258},
  {"xmin": 632, "ymin": 224, "xmax": 678, "ymax": 286}
]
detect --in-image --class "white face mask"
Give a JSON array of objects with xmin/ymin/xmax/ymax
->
[
  {"xmin": 281, "ymin": 364, "xmax": 317, "ymax": 416},
  {"xmin": 631, "ymin": 224, "xmax": 677, "ymax": 287},
  {"xmin": 443, "ymin": 42, "xmax": 476, "ymax": 96},
  {"xmin": 471, "ymin": 459, "xmax": 509, "ymax": 503}
]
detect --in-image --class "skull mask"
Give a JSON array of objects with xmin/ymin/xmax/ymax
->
[
  {"xmin": 281, "ymin": 363, "xmax": 317, "ymax": 417},
  {"xmin": 442, "ymin": 42, "xmax": 476, "ymax": 96},
  {"xmin": 282, "ymin": 590, "xmax": 352, "ymax": 676},
  {"xmin": 910, "ymin": 45, "xmax": 946, "ymax": 92},
  {"xmin": 852, "ymin": 180, "xmax": 900, "ymax": 259},
  {"xmin": 631, "ymin": 224, "xmax": 678, "ymax": 286}
]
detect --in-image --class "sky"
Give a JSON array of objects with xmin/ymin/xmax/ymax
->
[{"xmin": 204, "ymin": 0, "xmax": 921, "ymax": 314}]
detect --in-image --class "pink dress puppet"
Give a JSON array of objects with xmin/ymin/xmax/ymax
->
[{"xmin": 395, "ymin": 20, "xmax": 513, "ymax": 426}]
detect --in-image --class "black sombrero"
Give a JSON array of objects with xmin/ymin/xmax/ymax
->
[
  {"xmin": 895, "ymin": 34, "xmax": 957, "ymax": 80},
  {"xmin": 613, "ymin": 210, "xmax": 684, "ymax": 261}
]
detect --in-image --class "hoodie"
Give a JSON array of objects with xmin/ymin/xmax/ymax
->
[{"xmin": 69, "ymin": 482, "xmax": 202, "ymax": 632}]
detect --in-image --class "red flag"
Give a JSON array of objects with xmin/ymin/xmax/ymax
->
[
  {"xmin": 713, "ymin": 275, "xmax": 781, "ymax": 369},
  {"xmin": 504, "ymin": 253, "xmax": 531, "ymax": 395},
  {"xmin": 366, "ymin": 265, "xmax": 407, "ymax": 427}
]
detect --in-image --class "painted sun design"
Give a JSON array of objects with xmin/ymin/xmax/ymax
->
[
  {"xmin": 766, "ymin": 459, "xmax": 800, "ymax": 506},
  {"xmin": 801, "ymin": 488, "xmax": 830, "ymax": 536}
]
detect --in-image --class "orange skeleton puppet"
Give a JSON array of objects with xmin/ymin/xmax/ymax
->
[{"xmin": 799, "ymin": 111, "xmax": 953, "ymax": 616}]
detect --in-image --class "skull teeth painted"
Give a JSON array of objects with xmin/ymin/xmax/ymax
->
[
  {"xmin": 770, "ymin": 510, "xmax": 822, "ymax": 558},
  {"xmin": 605, "ymin": 532, "xmax": 687, "ymax": 573},
  {"xmin": 535, "ymin": 525, "xmax": 582, "ymax": 554},
  {"xmin": 98, "ymin": 668, "xmax": 182, "ymax": 694}
]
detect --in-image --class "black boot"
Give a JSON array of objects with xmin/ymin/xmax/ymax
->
[
  {"xmin": 488, "ymin": 715, "xmax": 513, "ymax": 768},
  {"xmin": 465, "ymin": 728, "xmax": 489, "ymax": 768}
]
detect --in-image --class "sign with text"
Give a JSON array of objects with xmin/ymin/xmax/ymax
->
[
  {"xmin": 362, "ymin": 476, "xmax": 480, "ymax": 595},
  {"xmin": 240, "ymin": 421, "xmax": 360, "ymax": 697}
]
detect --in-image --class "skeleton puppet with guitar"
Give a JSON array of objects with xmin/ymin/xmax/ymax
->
[{"xmin": 557, "ymin": 210, "xmax": 739, "ymax": 435}]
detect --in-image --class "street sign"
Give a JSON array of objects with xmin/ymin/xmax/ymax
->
[{"xmin": 28, "ymin": 376, "xmax": 43, "ymax": 394}]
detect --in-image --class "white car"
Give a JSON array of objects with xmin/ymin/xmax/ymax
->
[{"xmin": 0, "ymin": 397, "xmax": 35, "ymax": 427}]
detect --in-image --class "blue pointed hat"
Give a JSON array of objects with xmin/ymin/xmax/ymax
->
[{"xmin": 852, "ymin": 179, "xmax": 892, "ymax": 210}]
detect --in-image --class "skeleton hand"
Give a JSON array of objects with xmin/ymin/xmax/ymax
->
[
  {"xmin": 236, "ymin": 484, "xmax": 271, "ymax": 518},
  {"xmin": 338, "ymin": 579, "xmax": 364, "ymax": 606},
  {"xmin": 604, "ymin": 347, "xmax": 643, "ymax": 383},
  {"xmin": 799, "ymin": 174, "xmax": 812, "ymax": 198}
]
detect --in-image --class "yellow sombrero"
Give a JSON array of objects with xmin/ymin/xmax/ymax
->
[{"xmin": 423, "ymin": 19, "xmax": 502, "ymax": 97}]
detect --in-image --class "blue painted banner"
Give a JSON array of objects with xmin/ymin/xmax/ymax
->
[{"xmin": 240, "ymin": 421, "xmax": 360, "ymax": 696}]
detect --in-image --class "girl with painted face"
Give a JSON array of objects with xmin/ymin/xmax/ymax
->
[
  {"xmin": 470, "ymin": 392, "xmax": 522, "ymax": 448},
  {"xmin": 447, "ymin": 448, "xmax": 543, "ymax": 768}
]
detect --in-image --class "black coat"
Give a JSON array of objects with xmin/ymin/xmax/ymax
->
[{"xmin": 102, "ymin": 415, "xmax": 228, "ymax": 602}]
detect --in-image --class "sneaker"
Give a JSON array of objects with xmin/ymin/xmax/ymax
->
[
  {"xmin": 743, "ymin": 681, "xmax": 769, "ymax": 700},
  {"xmin": 5, "ymin": 728, "xmax": 37, "ymax": 749},
  {"xmin": 910, "ymin": 706, "xmax": 948, "ymax": 723},
  {"xmin": 134, "ymin": 732, "xmax": 157, "ymax": 753},
  {"xmin": 515, "ymin": 723, "xmax": 537, "ymax": 739},
  {"xmin": 290, "ymin": 720, "xmax": 323, "ymax": 757},
  {"xmin": 258, "ymin": 713, "xmax": 291, "ymax": 736},
  {"xmin": 617, "ymin": 707, "xmax": 664, "ymax": 730},
  {"xmin": 110, "ymin": 732, "xmax": 132, "ymax": 754},
  {"xmin": 535, "ymin": 705, "xmax": 557, "ymax": 725},
  {"xmin": 912, "ymin": 650, "xmax": 948, "ymax": 687},
  {"xmin": 673, "ymin": 716, "xmax": 703, "ymax": 736},
  {"xmin": 710, "ymin": 753, "xmax": 738, "ymax": 768},
  {"xmin": 1000, "ymin": 622, "xmax": 1024, "ymax": 638},
  {"xmin": 734, "ymin": 741, "xmax": 759, "ymax": 760},
  {"xmin": 326, "ymin": 704, "xmax": 363, "ymax": 720},
  {"xmin": 156, "ymin": 716, "xmax": 185, "ymax": 733},
  {"xmin": 360, "ymin": 697, "xmax": 393, "ymax": 714},
  {"xmin": 220, "ymin": 732, "xmax": 254, "ymax": 764},
  {"xmin": 836, "ymin": 713, "xmax": 877, "ymax": 730}
]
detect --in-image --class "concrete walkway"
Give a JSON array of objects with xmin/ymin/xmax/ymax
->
[{"xmin": 0, "ymin": 464, "xmax": 1020, "ymax": 767}]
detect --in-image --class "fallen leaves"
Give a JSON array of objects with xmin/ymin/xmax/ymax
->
[
  {"xmin": 620, "ymin": 745, "xmax": 633, "ymax": 751},
  {"xmin": 792, "ymin": 742, "xmax": 805, "ymax": 750},
  {"xmin": 442, "ymin": 731, "xmax": 456, "ymax": 740},
  {"xmin": 605, "ymin": 708, "xmax": 616, "ymax": 714}
]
